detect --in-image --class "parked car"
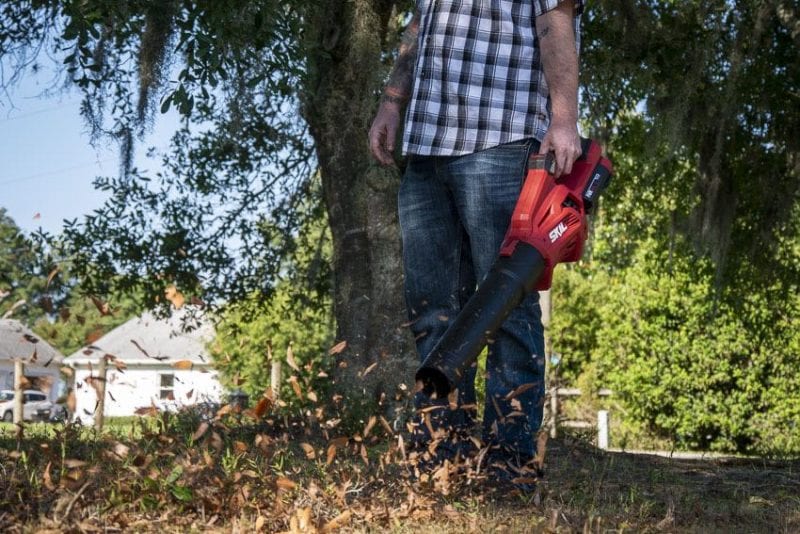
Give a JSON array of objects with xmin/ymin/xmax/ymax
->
[
  {"xmin": 48, "ymin": 403, "xmax": 69, "ymax": 422},
  {"xmin": 0, "ymin": 389, "xmax": 53, "ymax": 422}
]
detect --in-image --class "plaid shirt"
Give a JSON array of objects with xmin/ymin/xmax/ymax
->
[{"xmin": 402, "ymin": 0, "xmax": 582, "ymax": 157}]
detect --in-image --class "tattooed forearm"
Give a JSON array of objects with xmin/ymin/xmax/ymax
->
[
  {"xmin": 537, "ymin": 1, "xmax": 578, "ymax": 123},
  {"xmin": 383, "ymin": 11, "xmax": 420, "ymax": 103},
  {"xmin": 538, "ymin": 25, "xmax": 550, "ymax": 39}
]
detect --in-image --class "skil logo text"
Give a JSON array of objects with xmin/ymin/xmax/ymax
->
[{"xmin": 549, "ymin": 222, "xmax": 568, "ymax": 243}]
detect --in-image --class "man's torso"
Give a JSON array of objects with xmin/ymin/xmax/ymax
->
[{"xmin": 402, "ymin": 0, "xmax": 580, "ymax": 157}]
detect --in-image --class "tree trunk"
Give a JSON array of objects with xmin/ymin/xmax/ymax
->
[{"xmin": 303, "ymin": 0, "xmax": 416, "ymax": 424}]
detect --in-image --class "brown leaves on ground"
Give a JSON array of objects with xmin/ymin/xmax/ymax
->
[
  {"xmin": 2, "ymin": 408, "xmax": 799, "ymax": 533},
  {"xmin": 1, "ymin": 405, "xmax": 501, "ymax": 531}
]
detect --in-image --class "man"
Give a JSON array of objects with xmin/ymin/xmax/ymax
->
[{"xmin": 369, "ymin": 0, "xmax": 583, "ymax": 472}]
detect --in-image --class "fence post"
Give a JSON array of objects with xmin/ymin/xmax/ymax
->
[
  {"xmin": 597, "ymin": 409, "xmax": 609, "ymax": 450},
  {"xmin": 549, "ymin": 388, "xmax": 559, "ymax": 438},
  {"xmin": 540, "ymin": 289, "xmax": 552, "ymax": 357},
  {"xmin": 13, "ymin": 359, "xmax": 24, "ymax": 426},
  {"xmin": 94, "ymin": 356, "xmax": 107, "ymax": 431},
  {"xmin": 271, "ymin": 360, "xmax": 282, "ymax": 400}
]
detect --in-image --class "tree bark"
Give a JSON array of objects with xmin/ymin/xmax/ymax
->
[{"xmin": 303, "ymin": 0, "xmax": 416, "ymax": 424}]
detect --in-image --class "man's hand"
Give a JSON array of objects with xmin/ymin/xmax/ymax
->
[
  {"xmin": 368, "ymin": 11, "xmax": 419, "ymax": 167},
  {"xmin": 369, "ymin": 98, "xmax": 403, "ymax": 167},
  {"xmin": 539, "ymin": 119, "xmax": 581, "ymax": 177}
]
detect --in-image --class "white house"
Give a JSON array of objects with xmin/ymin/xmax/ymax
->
[
  {"xmin": 0, "ymin": 319, "xmax": 65, "ymax": 401},
  {"xmin": 64, "ymin": 308, "xmax": 223, "ymax": 424}
]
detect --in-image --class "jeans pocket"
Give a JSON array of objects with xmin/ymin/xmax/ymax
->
[{"xmin": 498, "ymin": 139, "xmax": 534, "ymax": 149}]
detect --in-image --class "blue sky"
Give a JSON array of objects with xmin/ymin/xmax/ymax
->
[{"xmin": 0, "ymin": 70, "xmax": 177, "ymax": 236}]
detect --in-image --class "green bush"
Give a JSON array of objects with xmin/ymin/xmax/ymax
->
[
  {"xmin": 575, "ymin": 240, "xmax": 800, "ymax": 455},
  {"xmin": 210, "ymin": 288, "xmax": 334, "ymax": 411},
  {"xmin": 549, "ymin": 264, "xmax": 609, "ymax": 384}
]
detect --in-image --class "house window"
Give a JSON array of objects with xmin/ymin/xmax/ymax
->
[{"xmin": 159, "ymin": 374, "xmax": 175, "ymax": 400}]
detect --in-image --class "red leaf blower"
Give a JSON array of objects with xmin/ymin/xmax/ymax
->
[{"xmin": 415, "ymin": 138, "xmax": 613, "ymax": 398}]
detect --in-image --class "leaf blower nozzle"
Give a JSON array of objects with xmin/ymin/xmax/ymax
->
[{"xmin": 415, "ymin": 138, "xmax": 613, "ymax": 399}]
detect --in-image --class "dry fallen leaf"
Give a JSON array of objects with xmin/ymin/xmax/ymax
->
[
  {"xmin": 326, "ymin": 444, "xmax": 337, "ymax": 466},
  {"xmin": 533, "ymin": 431, "xmax": 548, "ymax": 471},
  {"xmin": 164, "ymin": 285, "xmax": 185, "ymax": 309},
  {"xmin": 111, "ymin": 441, "xmax": 130, "ymax": 459},
  {"xmin": 210, "ymin": 431, "xmax": 223, "ymax": 451},
  {"xmin": 300, "ymin": 442, "xmax": 316, "ymax": 460},
  {"xmin": 362, "ymin": 362, "xmax": 378, "ymax": 377},
  {"xmin": 276, "ymin": 476, "xmax": 296, "ymax": 490},
  {"xmin": 215, "ymin": 404, "xmax": 233, "ymax": 417},
  {"xmin": 328, "ymin": 340, "xmax": 347, "ymax": 355},
  {"xmin": 192, "ymin": 422, "xmax": 210, "ymax": 442},
  {"xmin": 111, "ymin": 357, "xmax": 127, "ymax": 372},
  {"xmin": 286, "ymin": 343, "xmax": 300, "ymax": 372},
  {"xmin": 90, "ymin": 296, "xmax": 112, "ymax": 316},
  {"xmin": 46, "ymin": 266, "xmax": 60, "ymax": 288},
  {"xmin": 363, "ymin": 416, "xmax": 377, "ymax": 438},
  {"xmin": 379, "ymin": 416, "xmax": 394, "ymax": 436},
  {"xmin": 85, "ymin": 328, "xmax": 104, "ymax": 345},
  {"xmin": 254, "ymin": 396, "xmax": 272, "ymax": 418},
  {"xmin": 43, "ymin": 461, "xmax": 55, "ymax": 490},
  {"xmin": 322, "ymin": 510, "xmax": 352, "ymax": 532},
  {"xmin": 172, "ymin": 360, "xmax": 193, "ymax": 370},
  {"xmin": 297, "ymin": 507, "xmax": 313, "ymax": 532},
  {"xmin": 289, "ymin": 376, "xmax": 303, "ymax": 399},
  {"xmin": 505, "ymin": 382, "xmax": 537, "ymax": 400}
]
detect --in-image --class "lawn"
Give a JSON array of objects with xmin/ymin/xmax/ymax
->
[{"xmin": 1, "ymin": 414, "xmax": 798, "ymax": 533}]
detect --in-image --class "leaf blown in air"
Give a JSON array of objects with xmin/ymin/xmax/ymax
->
[{"xmin": 328, "ymin": 340, "xmax": 347, "ymax": 355}]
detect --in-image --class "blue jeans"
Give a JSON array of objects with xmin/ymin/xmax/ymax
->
[{"xmin": 399, "ymin": 139, "xmax": 546, "ymax": 458}]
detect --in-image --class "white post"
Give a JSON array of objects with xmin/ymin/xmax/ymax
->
[
  {"xmin": 13, "ymin": 360, "xmax": 24, "ymax": 425},
  {"xmin": 541, "ymin": 289, "xmax": 557, "ymax": 439},
  {"xmin": 540, "ymin": 289, "xmax": 552, "ymax": 357},
  {"xmin": 597, "ymin": 410, "xmax": 609, "ymax": 450},
  {"xmin": 270, "ymin": 360, "xmax": 282, "ymax": 400},
  {"xmin": 94, "ymin": 357, "xmax": 107, "ymax": 431}
]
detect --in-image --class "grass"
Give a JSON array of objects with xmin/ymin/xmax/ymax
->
[{"xmin": 1, "ymin": 412, "xmax": 799, "ymax": 533}]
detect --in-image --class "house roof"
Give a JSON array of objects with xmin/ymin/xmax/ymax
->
[
  {"xmin": 65, "ymin": 308, "xmax": 216, "ymax": 366},
  {"xmin": 0, "ymin": 319, "xmax": 65, "ymax": 367}
]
